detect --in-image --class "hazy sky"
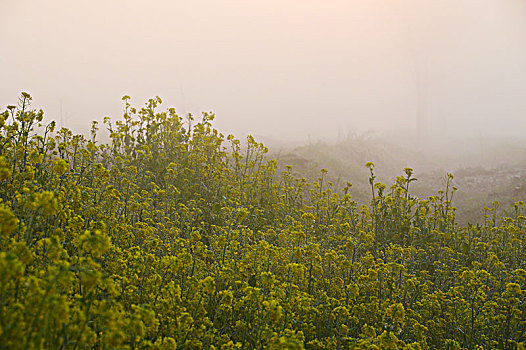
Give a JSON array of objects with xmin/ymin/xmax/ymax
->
[{"xmin": 1, "ymin": 0, "xmax": 526, "ymax": 142}]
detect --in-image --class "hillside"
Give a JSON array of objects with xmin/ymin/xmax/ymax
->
[{"xmin": 269, "ymin": 135, "xmax": 526, "ymax": 225}]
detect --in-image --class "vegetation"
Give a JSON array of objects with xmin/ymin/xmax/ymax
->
[
  {"xmin": 0, "ymin": 93, "xmax": 525, "ymax": 349},
  {"xmin": 270, "ymin": 135, "xmax": 526, "ymax": 226}
]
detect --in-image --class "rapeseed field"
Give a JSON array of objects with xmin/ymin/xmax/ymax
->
[{"xmin": 0, "ymin": 94, "xmax": 524, "ymax": 349}]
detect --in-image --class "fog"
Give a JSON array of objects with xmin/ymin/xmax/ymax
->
[{"xmin": 1, "ymin": 0, "xmax": 526, "ymax": 143}]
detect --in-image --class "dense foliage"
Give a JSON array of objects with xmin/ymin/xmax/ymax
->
[{"xmin": 0, "ymin": 93, "xmax": 525, "ymax": 349}]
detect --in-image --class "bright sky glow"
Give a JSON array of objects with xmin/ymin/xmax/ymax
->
[{"xmin": 1, "ymin": 0, "xmax": 526, "ymax": 141}]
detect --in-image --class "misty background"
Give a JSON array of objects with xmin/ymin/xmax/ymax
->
[{"xmin": 2, "ymin": 0, "xmax": 526, "ymax": 143}]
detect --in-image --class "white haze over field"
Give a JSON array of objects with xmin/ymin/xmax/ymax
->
[{"xmin": 1, "ymin": 0, "xmax": 526, "ymax": 144}]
